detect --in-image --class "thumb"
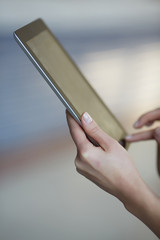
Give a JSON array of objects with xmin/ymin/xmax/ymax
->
[{"xmin": 81, "ymin": 112, "xmax": 114, "ymax": 151}]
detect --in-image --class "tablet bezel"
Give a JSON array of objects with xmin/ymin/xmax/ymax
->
[
  {"xmin": 14, "ymin": 19, "xmax": 82, "ymax": 125},
  {"xmin": 13, "ymin": 18, "xmax": 127, "ymax": 147}
]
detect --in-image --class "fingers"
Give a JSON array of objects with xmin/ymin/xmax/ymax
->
[
  {"xmin": 134, "ymin": 108, "xmax": 160, "ymax": 129},
  {"xmin": 125, "ymin": 127, "xmax": 160, "ymax": 143},
  {"xmin": 126, "ymin": 126, "xmax": 160, "ymax": 176},
  {"xmin": 125, "ymin": 130, "xmax": 154, "ymax": 142},
  {"xmin": 81, "ymin": 112, "xmax": 114, "ymax": 151},
  {"xmin": 66, "ymin": 111, "xmax": 92, "ymax": 149},
  {"xmin": 66, "ymin": 111, "xmax": 116, "ymax": 151}
]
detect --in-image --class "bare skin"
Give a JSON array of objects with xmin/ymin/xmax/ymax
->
[
  {"xmin": 66, "ymin": 110, "xmax": 160, "ymax": 238},
  {"xmin": 125, "ymin": 108, "xmax": 160, "ymax": 175}
]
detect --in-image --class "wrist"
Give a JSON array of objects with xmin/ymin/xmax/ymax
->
[
  {"xmin": 124, "ymin": 180, "xmax": 155, "ymax": 215},
  {"xmin": 114, "ymin": 170, "xmax": 148, "ymax": 210},
  {"xmin": 122, "ymin": 179, "xmax": 160, "ymax": 237},
  {"xmin": 114, "ymin": 171, "xmax": 157, "ymax": 216}
]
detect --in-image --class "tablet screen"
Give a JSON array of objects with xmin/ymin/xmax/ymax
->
[{"xmin": 15, "ymin": 19, "xmax": 126, "ymax": 142}]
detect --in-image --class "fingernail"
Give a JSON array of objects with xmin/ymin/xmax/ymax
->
[
  {"xmin": 83, "ymin": 112, "xmax": 92, "ymax": 125},
  {"xmin": 125, "ymin": 135, "xmax": 133, "ymax": 140},
  {"xmin": 134, "ymin": 121, "xmax": 140, "ymax": 128}
]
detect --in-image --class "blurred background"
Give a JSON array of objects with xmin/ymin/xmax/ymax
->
[{"xmin": 1, "ymin": 0, "xmax": 160, "ymax": 239}]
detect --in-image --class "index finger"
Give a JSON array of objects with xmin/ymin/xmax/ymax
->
[
  {"xmin": 134, "ymin": 108, "xmax": 160, "ymax": 128},
  {"xmin": 125, "ymin": 129, "xmax": 155, "ymax": 142}
]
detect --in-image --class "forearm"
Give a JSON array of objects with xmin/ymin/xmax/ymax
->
[
  {"xmin": 123, "ymin": 181, "xmax": 160, "ymax": 238},
  {"xmin": 66, "ymin": 111, "xmax": 160, "ymax": 237}
]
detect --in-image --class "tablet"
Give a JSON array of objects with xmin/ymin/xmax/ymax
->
[{"xmin": 14, "ymin": 18, "xmax": 127, "ymax": 147}]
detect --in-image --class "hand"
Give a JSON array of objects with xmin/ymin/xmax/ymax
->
[
  {"xmin": 66, "ymin": 110, "xmax": 160, "ymax": 237},
  {"xmin": 125, "ymin": 108, "xmax": 160, "ymax": 175},
  {"xmin": 66, "ymin": 110, "xmax": 145, "ymax": 206}
]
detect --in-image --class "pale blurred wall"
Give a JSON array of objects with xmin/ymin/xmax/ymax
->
[{"xmin": 1, "ymin": 1, "xmax": 160, "ymax": 240}]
